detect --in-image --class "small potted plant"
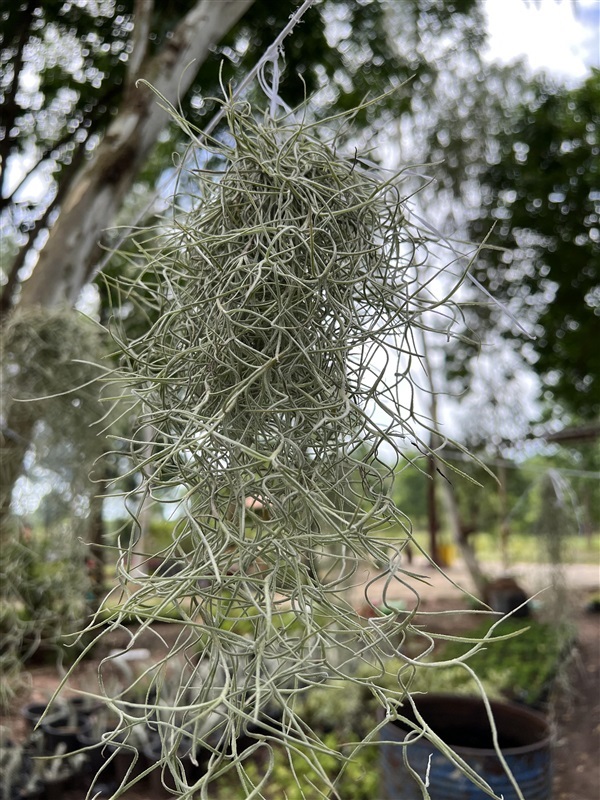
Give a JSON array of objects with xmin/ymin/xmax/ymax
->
[{"xmin": 1, "ymin": 729, "xmax": 54, "ymax": 799}]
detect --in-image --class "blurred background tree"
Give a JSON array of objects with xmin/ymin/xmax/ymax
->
[
  {"xmin": 464, "ymin": 70, "xmax": 600, "ymax": 423},
  {"xmin": 1, "ymin": 0, "xmax": 597, "ymax": 577}
]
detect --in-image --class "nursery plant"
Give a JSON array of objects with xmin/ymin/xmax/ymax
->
[
  {"xmin": 0, "ymin": 524, "xmax": 93, "ymax": 709},
  {"xmin": 0, "ymin": 724, "xmax": 87, "ymax": 799}
]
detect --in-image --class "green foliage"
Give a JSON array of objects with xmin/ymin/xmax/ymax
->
[
  {"xmin": 471, "ymin": 531, "xmax": 600, "ymax": 565},
  {"xmin": 0, "ymin": 525, "xmax": 92, "ymax": 707},
  {"xmin": 213, "ymin": 733, "xmax": 379, "ymax": 800},
  {"xmin": 469, "ymin": 70, "xmax": 600, "ymax": 420},
  {"xmin": 372, "ymin": 617, "xmax": 570, "ymax": 709},
  {"xmin": 392, "ymin": 446, "xmax": 599, "ymax": 553},
  {"xmin": 392, "ymin": 457, "xmax": 429, "ymax": 528},
  {"xmin": 35, "ymin": 487, "xmax": 72, "ymax": 530},
  {"xmin": 517, "ymin": 449, "xmax": 600, "ymax": 540},
  {"xmin": 432, "ymin": 617, "xmax": 571, "ymax": 707},
  {"xmin": 392, "ymin": 450, "xmax": 531, "ymax": 539},
  {"xmin": 1, "ymin": 0, "xmax": 131, "ymax": 192},
  {"xmin": 147, "ymin": 517, "xmax": 178, "ymax": 550}
]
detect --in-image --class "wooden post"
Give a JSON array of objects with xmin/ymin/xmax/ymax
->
[{"xmin": 427, "ymin": 454, "xmax": 440, "ymax": 565}]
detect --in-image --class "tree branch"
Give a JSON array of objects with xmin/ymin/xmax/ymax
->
[
  {"xmin": 0, "ymin": 128, "xmax": 77, "ymax": 215},
  {"xmin": 126, "ymin": 0, "xmax": 154, "ymax": 91},
  {"xmin": 0, "ymin": 0, "xmax": 39, "ymax": 199},
  {"xmin": 1, "ymin": 71, "xmax": 125, "ymax": 216}
]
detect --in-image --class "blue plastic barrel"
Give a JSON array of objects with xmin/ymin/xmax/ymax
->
[{"xmin": 380, "ymin": 694, "xmax": 551, "ymax": 799}]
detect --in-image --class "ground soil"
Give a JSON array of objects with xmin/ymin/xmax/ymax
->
[
  {"xmin": 551, "ymin": 609, "xmax": 600, "ymax": 800},
  {"xmin": 2, "ymin": 559, "xmax": 598, "ymax": 799}
]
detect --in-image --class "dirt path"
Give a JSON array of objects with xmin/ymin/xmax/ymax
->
[{"xmin": 552, "ymin": 611, "xmax": 600, "ymax": 800}]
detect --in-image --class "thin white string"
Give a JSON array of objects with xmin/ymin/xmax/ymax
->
[
  {"xmin": 257, "ymin": 45, "xmax": 292, "ymax": 119},
  {"xmin": 270, "ymin": 48, "xmax": 282, "ymax": 119}
]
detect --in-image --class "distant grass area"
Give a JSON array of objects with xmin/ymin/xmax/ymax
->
[
  {"xmin": 471, "ymin": 531, "xmax": 600, "ymax": 565},
  {"xmin": 97, "ymin": 529, "xmax": 599, "ymax": 596},
  {"xmin": 403, "ymin": 529, "xmax": 600, "ymax": 565}
]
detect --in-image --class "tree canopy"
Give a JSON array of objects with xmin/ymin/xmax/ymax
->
[
  {"xmin": 1, "ymin": 0, "xmax": 483, "ymax": 313},
  {"xmin": 470, "ymin": 70, "xmax": 600, "ymax": 420}
]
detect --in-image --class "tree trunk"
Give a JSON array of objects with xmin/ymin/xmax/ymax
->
[
  {"xmin": 19, "ymin": 0, "xmax": 254, "ymax": 310},
  {"xmin": 0, "ymin": 143, "xmax": 89, "ymax": 318},
  {"xmin": 436, "ymin": 467, "xmax": 488, "ymax": 597},
  {"xmin": 86, "ymin": 484, "xmax": 106, "ymax": 611},
  {"xmin": 130, "ymin": 425, "xmax": 155, "ymax": 578},
  {"xmin": 497, "ymin": 457, "xmax": 511, "ymax": 571},
  {"xmin": 0, "ymin": 411, "xmax": 37, "ymax": 542},
  {"xmin": 426, "ymin": 453, "xmax": 440, "ymax": 565},
  {"xmin": 418, "ymin": 329, "xmax": 488, "ymax": 596}
]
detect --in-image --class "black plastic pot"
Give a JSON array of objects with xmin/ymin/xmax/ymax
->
[
  {"xmin": 20, "ymin": 701, "xmax": 65, "ymax": 733},
  {"xmin": 41, "ymin": 774, "xmax": 73, "ymax": 799},
  {"xmin": 77, "ymin": 721, "xmax": 148, "ymax": 791},
  {"xmin": 65, "ymin": 696, "xmax": 100, "ymax": 723},
  {"xmin": 142, "ymin": 734, "xmax": 203, "ymax": 797},
  {"xmin": 41, "ymin": 713, "xmax": 85, "ymax": 754}
]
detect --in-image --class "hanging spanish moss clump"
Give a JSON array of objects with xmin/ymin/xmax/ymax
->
[{"xmin": 90, "ymin": 98, "xmax": 503, "ymax": 800}]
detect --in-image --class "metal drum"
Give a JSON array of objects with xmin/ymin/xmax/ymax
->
[{"xmin": 380, "ymin": 694, "xmax": 552, "ymax": 799}]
